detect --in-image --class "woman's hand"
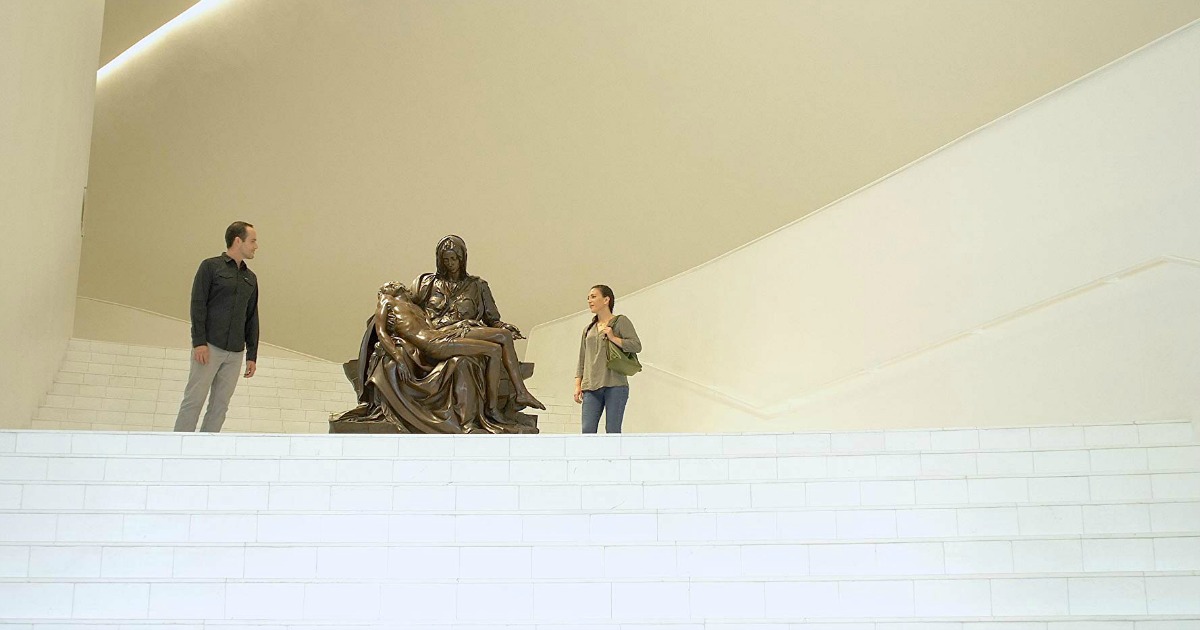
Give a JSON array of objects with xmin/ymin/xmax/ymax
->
[
  {"xmin": 600, "ymin": 324, "xmax": 622, "ymax": 347},
  {"xmin": 573, "ymin": 386, "xmax": 583, "ymax": 404}
]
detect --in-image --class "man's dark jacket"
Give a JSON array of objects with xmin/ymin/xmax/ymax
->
[{"xmin": 190, "ymin": 253, "xmax": 259, "ymax": 361}]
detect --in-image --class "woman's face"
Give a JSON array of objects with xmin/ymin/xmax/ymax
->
[
  {"xmin": 440, "ymin": 249, "xmax": 462, "ymax": 276},
  {"xmin": 586, "ymin": 288, "xmax": 607, "ymax": 313}
]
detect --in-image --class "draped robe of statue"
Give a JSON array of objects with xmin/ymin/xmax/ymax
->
[
  {"xmin": 330, "ymin": 236, "xmax": 537, "ymax": 434},
  {"xmin": 332, "ymin": 310, "xmax": 534, "ymax": 434}
]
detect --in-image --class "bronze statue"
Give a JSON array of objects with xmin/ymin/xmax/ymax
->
[
  {"xmin": 332, "ymin": 235, "xmax": 541, "ymax": 434},
  {"xmin": 331, "ymin": 282, "xmax": 541, "ymax": 434}
]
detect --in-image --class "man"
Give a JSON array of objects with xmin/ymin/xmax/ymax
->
[{"xmin": 174, "ymin": 221, "xmax": 259, "ymax": 432}]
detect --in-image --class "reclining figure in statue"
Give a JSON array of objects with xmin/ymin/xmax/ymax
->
[{"xmin": 377, "ymin": 281, "xmax": 545, "ymax": 416}]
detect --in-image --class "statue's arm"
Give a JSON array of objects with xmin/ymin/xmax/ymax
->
[
  {"xmin": 373, "ymin": 302, "xmax": 421, "ymax": 380},
  {"xmin": 479, "ymin": 280, "xmax": 523, "ymax": 338},
  {"xmin": 479, "ymin": 280, "xmax": 502, "ymax": 325},
  {"xmin": 374, "ymin": 303, "xmax": 406, "ymax": 362}
]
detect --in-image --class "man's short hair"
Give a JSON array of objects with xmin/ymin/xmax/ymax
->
[{"xmin": 225, "ymin": 221, "xmax": 254, "ymax": 248}]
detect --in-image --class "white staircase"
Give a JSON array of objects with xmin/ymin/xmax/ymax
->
[
  {"xmin": 523, "ymin": 391, "xmax": 580, "ymax": 434},
  {"xmin": 1, "ymin": 419, "xmax": 1197, "ymax": 627},
  {"xmin": 34, "ymin": 339, "xmax": 579, "ymax": 434},
  {"xmin": 31, "ymin": 339, "xmax": 355, "ymax": 434}
]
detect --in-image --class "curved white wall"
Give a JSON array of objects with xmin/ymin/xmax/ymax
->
[
  {"xmin": 0, "ymin": 0, "xmax": 105, "ymax": 428},
  {"xmin": 524, "ymin": 21, "xmax": 1200, "ymax": 432},
  {"xmin": 78, "ymin": 2, "xmax": 1200, "ymax": 363}
]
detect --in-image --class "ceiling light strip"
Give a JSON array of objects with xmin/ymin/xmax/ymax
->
[{"xmin": 97, "ymin": 0, "xmax": 227, "ymax": 83}]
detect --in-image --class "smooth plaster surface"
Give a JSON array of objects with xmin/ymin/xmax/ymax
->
[
  {"xmin": 98, "ymin": 0, "xmax": 198, "ymax": 67},
  {"xmin": 524, "ymin": 20, "xmax": 1200, "ymax": 432},
  {"xmin": 73, "ymin": 297, "xmax": 323, "ymax": 361},
  {"xmin": 1, "ymin": 0, "xmax": 105, "ymax": 428},
  {"xmin": 79, "ymin": 0, "xmax": 1200, "ymax": 361}
]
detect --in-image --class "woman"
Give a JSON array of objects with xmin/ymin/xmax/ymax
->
[{"xmin": 574, "ymin": 285, "xmax": 642, "ymax": 433}]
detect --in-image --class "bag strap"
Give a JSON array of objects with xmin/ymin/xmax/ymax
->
[
  {"xmin": 587, "ymin": 313, "xmax": 620, "ymax": 336},
  {"xmin": 605, "ymin": 315, "xmax": 634, "ymax": 356},
  {"xmin": 604, "ymin": 315, "xmax": 622, "ymax": 344}
]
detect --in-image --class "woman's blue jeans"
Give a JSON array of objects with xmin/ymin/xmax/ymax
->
[{"xmin": 581, "ymin": 386, "xmax": 629, "ymax": 434}]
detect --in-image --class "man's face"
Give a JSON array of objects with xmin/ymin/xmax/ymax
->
[
  {"xmin": 441, "ymin": 249, "xmax": 460, "ymax": 275},
  {"xmin": 236, "ymin": 227, "xmax": 258, "ymax": 260}
]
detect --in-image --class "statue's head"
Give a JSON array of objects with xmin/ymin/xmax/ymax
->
[
  {"xmin": 379, "ymin": 281, "xmax": 411, "ymax": 300},
  {"xmin": 435, "ymin": 235, "xmax": 468, "ymax": 278}
]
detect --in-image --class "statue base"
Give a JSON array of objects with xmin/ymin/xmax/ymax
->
[
  {"xmin": 329, "ymin": 359, "xmax": 539, "ymax": 434},
  {"xmin": 329, "ymin": 413, "xmax": 404, "ymax": 434}
]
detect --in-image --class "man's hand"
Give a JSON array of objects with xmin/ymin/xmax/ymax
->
[
  {"xmin": 193, "ymin": 345, "xmax": 210, "ymax": 365},
  {"xmin": 573, "ymin": 387, "xmax": 583, "ymax": 404},
  {"xmin": 244, "ymin": 360, "xmax": 256, "ymax": 378}
]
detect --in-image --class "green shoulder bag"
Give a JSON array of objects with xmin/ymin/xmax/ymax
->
[{"xmin": 604, "ymin": 315, "xmax": 642, "ymax": 376}]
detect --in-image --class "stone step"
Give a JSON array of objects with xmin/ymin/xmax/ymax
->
[
  {"xmin": 3, "ymin": 448, "xmax": 1198, "ymax": 486},
  {"xmin": 3, "ymin": 471, "xmax": 1200, "ymax": 512},
  {"xmin": 1, "ymin": 620, "xmax": 1198, "ymax": 630},
  {"xmin": 1, "ymin": 535, "xmax": 1197, "ymax": 579},
  {"xmin": 1, "ymin": 421, "xmax": 1194, "ymax": 627},
  {"xmin": 0, "ymin": 573, "xmax": 1197, "ymax": 621},
  {"xmin": 4, "ymin": 419, "xmax": 1194, "ymax": 456},
  {"xmin": 1, "ymin": 501, "xmax": 1197, "ymax": 543},
  {"xmin": 32, "ymin": 340, "xmax": 357, "ymax": 434}
]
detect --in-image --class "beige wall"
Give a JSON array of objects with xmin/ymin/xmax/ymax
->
[
  {"xmin": 525, "ymin": 21, "xmax": 1200, "ymax": 432},
  {"xmin": 98, "ymin": 0, "xmax": 197, "ymax": 67},
  {"xmin": 73, "ymin": 296, "xmax": 325, "ymax": 361},
  {"xmin": 78, "ymin": 1, "xmax": 1200, "ymax": 363},
  {"xmin": 0, "ymin": 0, "xmax": 105, "ymax": 428}
]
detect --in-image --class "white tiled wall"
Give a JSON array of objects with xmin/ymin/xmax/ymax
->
[
  {"xmin": 36, "ymin": 339, "xmax": 579, "ymax": 434},
  {"xmin": 0, "ymin": 420, "xmax": 1197, "ymax": 627},
  {"xmin": 523, "ymin": 390, "xmax": 578, "ymax": 434},
  {"xmin": 32, "ymin": 339, "xmax": 355, "ymax": 434}
]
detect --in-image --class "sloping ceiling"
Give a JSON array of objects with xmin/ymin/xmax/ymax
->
[
  {"xmin": 82, "ymin": 0, "xmax": 1200, "ymax": 361},
  {"xmin": 98, "ymin": 0, "xmax": 197, "ymax": 67}
]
